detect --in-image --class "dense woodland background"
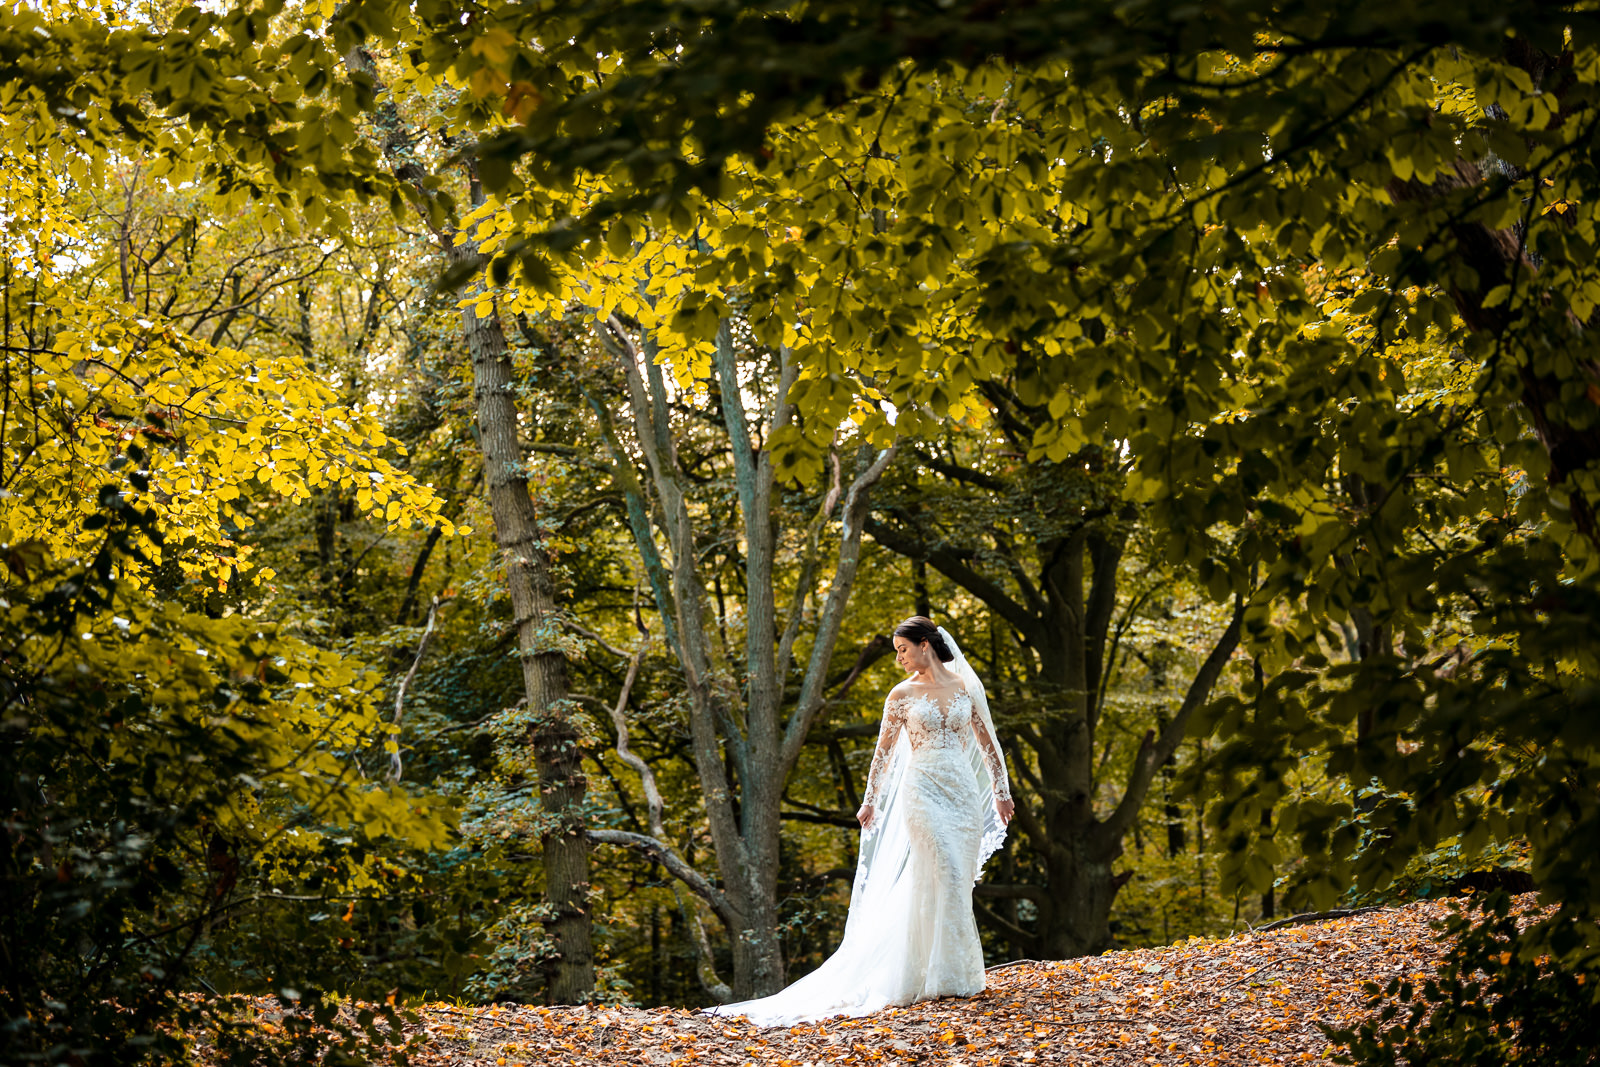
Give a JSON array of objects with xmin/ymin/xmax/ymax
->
[{"xmin": 3, "ymin": 0, "xmax": 1598, "ymax": 1064}]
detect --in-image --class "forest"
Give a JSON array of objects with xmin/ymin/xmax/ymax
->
[{"xmin": 2, "ymin": 0, "xmax": 1598, "ymax": 1063}]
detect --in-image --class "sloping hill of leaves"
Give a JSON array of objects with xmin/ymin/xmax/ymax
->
[{"xmin": 249, "ymin": 897, "xmax": 1466, "ymax": 1066}]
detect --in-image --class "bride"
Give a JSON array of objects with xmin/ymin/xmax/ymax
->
[{"xmin": 708, "ymin": 616, "xmax": 1013, "ymax": 1026}]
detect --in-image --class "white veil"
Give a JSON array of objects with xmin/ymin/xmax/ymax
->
[
  {"xmin": 936, "ymin": 626, "xmax": 1011, "ymax": 871},
  {"xmin": 705, "ymin": 625, "xmax": 1009, "ymax": 1027}
]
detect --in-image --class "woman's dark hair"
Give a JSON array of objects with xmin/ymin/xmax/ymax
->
[{"xmin": 893, "ymin": 616, "xmax": 954, "ymax": 662}]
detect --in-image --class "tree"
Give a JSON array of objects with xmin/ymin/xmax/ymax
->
[
  {"xmin": 337, "ymin": 44, "xmax": 597, "ymax": 1002},
  {"xmin": 12, "ymin": 0, "xmax": 1600, "ymax": 1037},
  {"xmin": 0, "ymin": 127, "xmax": 458, "ymax": 1067},
  {"xmin": 575, "ymin": 313, "xmax": 893, "ymax": 999},
  {"xmin": 0, "ymin": 28, "xmax": 484, "ymax": 1058},
  {"xmin": 416, "ymin": 0, "xmax": 1600, "ymax": 976},
  {"xmin": 864, "ymin": 424, "xmax": 1245, "ymax": 957}
]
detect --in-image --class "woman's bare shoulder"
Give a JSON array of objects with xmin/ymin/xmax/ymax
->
[{"xmin": 886, "ymin": 680, "xmax": 918, "ymax": 703}]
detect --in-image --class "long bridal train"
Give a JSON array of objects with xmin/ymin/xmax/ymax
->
[{"xmin": 707, "ymin": 627, "xmax": 1009, "ymax": 1027}]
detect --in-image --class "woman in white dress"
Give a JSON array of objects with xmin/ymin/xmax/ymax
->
[{"xmin": 708, "ymin": 616, "xmax": 1014, "ymax": 1026}]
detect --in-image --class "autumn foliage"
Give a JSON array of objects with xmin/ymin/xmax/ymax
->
[
  {"xmin": 7, "ymin": 0, "xmax": 1600, "ymax": 1065},
  {"xmin": 198, "ymin": 899, "xmax": 1475, "ymax": 1067}
]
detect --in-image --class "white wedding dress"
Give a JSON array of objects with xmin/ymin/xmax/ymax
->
[{"xmin": 708, "ymin": 628, "xmax": 1010, "ymax": 1027}]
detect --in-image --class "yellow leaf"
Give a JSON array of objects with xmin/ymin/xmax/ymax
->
[
  {"xmin": 469, "ymin": 28, "xmax": 518, "ymax": 66},
  {"xmin": 469, "ymin": 66, "xmax": 508, "ymax": 100}
]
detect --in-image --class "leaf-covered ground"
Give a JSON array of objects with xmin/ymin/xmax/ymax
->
[{"xmin": 390, "ymin": 897, "xmax": 1462, "ymax": 1066}]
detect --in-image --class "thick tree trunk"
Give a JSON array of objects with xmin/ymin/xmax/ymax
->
[
  {"xmin": 1038, "ymin": 837, "xmax": 1124, "ymax": 958},
  {"xmin": 450, "ymin": 239, "xmax": 595, "ymax": 1005},
  {"xmin": 1028, "ymin": 667, "xmax": 1124, "ymax": 960},
  {"xmin": 731, "ymin": 892, "xmax": 785, "ymax": 998},
  {"xmin": 343, "ymin": 45, "xmax": 594, "ymax": 1003},
  {"xmin": 867, "ymin": 457, "xmax": 1244, "ymax": 961}
]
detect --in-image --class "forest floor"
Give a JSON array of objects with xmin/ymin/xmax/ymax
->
[{"xmin": 401, "ymin": 896, "xmax": 1468, "ymax": 1067}]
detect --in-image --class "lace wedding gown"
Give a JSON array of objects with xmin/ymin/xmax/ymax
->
[{"xmin": 708, "ymin": 632, "xmax": 1010, "ymax": 1027}]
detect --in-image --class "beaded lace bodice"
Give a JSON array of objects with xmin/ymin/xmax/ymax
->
[{"xmin": 861, "ymin": 686, "xmax": 1011, "ymax": 808}]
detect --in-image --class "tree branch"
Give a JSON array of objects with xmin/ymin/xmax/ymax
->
[
  {"xmin": 911, "ymin": 446, "xmax": 1006, "ymax": 492},
  {"xmin": 587, "ymin": 829, "xmax": 741, "ymax": 929},
  {"xmin": 974, "ymin": 899, "xmax": 1037, "ymax": 948},
  {"xmin": 388, "ymin": 595, "xmax": 446, "ymax": 781},
  {"xmin": 568, "ymin": 619, "xmax": 631, "ymax": 661},
  {"xmin": 805, "ymin": 722, "xmax": 880, "ymax": 743},
  {"xmin": 714, "ymin": 320, "xmax": 784, "ymax": 761},
  {"xmin": 1102, "ymin": 592, "xmax": 1245, "ymax": 841},
  {"xmin": 596, "ymin": 318, "xmax": 751, "ymax": 886},
  {"xmin": 779, "ymin": 810, "xmax": 861, "ymax": 828},
  {"xmin": 782, "ymin": 443, "xmax": 897, "ymax": 773},
  {"xmin": 599, "ymin": 631, "xmax": 735, "ymax": 1003},
  {"xmin": 1083, "ymin": 527, "xmax": 1128, "ymax": 739},
  {"xmin": 824, "ymin": 633, "xmax": 892, "ymax": 703},
  {"xmin": 776, "ymin": 436, "xmax": 839, "ymax": 689},
  {"xmin": 973, "ymin": 882, "xmax": 1049, "ymax": 902},
  {"xmin": 864, "ymin": 514, "xmax": 1043, "ymax": 643},
  {"xmin": 603, "ymin": 638, "xmax": 658, "ymax": 825},
  {"xmin": 1254, "ymin": 906, "xmax": 1383, "ymax": 933}
]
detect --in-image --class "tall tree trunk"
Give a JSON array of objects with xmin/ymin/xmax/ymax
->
[
  {"xmin": 1037, "ymin": 840, "xmax": 1126, "ymax": 957},
  {"xmin": 343, "ymin": 45, "xmax": 594, "ymax": 1002},
  {"xmin": 867, "ymin": 451, "xmax": 1245, "ymax": 960},
  {"xmin": 458, "ymin": 255, "xmax": 594, "ymax": 1003},
  {"xmin": 1030, "ymin": 588, "xmax": 1240, "ymax": 956},
  {"xmin": 913, "ymin": 557, "xmax": 931, "ymax": 617}
]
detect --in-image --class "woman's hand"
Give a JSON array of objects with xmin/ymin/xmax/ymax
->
[
  {"xmin": 996, "ymin": 798, "xmax": 1015, "ymax": 825},
  {"xmin": 857, "ymin": 803, "xmax": 875, "ymax": 830}
]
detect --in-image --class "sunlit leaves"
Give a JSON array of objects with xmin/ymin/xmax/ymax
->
[
  {"xmin": 397, "ymin": 2, "xmax": 1600, "ymax": 983},
  {"xmin": 1, "ymin": 108, "xmax": 459, "ymax": 589}
]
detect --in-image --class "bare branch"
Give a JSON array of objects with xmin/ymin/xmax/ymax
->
[
  {"xmin": 865, "ymin": 514, "xmax": 1044, "ymax": 643},
  {"xmin": 713, "ymin": 318, "xmax": 783, "ymax": 736},
  {"xmin": 677, "ymin": 890, "xmax": 734, "ymax": 1003},
  {"xmin": 911, "ymin": 446, "xmax": 1006, "ymax": 492},
  {"xmin": 599, "ymin": 631, "xmax": 736, "ymax": 1003},
  {"xmin": 568, "ymin": 619, "xmax": 632, "ymax": 661},
  {"xmin": 974, "ymin": 882, "xmax": 1048, "ymax": 902},
  {"xmin": 1102, "ymin": 592, "xmax": 1245, "ymax": 841},
  {"xmin": 1254, "ymin": 906, "xmax": 1383, "ymax": 934},
  {"xmin": 779, "ymin": 810, "xmax": 861, "ymax": 827},
  {"xmin": 776, "ymin": 433, "xmax": 841, "ymax": 686},
  {"xmin": 825, "ymin": 633, "xmax": 893, "ymax": 704},
  {"xmin": 604, "ymin": 638, "xmax": 661, "ymax": 832},
  {"xmin": 782, "ymin": 443, "xmax": 897, "ymax": 773},
  {"xmin": 389, "ymin": 595, "xmax": 446, "ymax": 781},
  {"xmin": 587, "ymin": 829, "xmax": 740, "ymax": 929},
  {"xmin": 974, "ymin": 900, "xmax": 1037, "ymax": 947}
]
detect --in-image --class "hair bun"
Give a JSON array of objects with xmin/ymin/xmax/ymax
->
[{"xmin": 893, "ymin": 615, "xmax": 955, "ymax": 662}]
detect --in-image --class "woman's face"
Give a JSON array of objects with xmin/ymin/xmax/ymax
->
[{"xmin": 893, "ymin": 635, "xmax": 932, "ymax": 674}]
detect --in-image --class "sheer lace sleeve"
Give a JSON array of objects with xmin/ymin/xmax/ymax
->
[
  {"xmin": 971, "ymin": 702, "xmax": 1011, "ymax": 801},
  {"xmin": 860, "ymin": 698, "xmax": 907, "ymax": 810}
]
